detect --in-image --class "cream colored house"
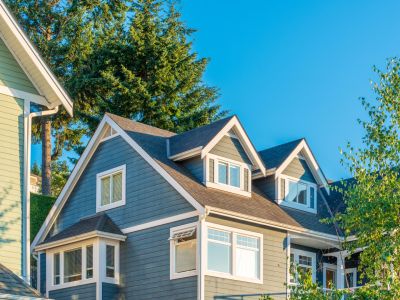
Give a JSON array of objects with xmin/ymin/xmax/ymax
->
[{"xmin": 0, "ymin": 0, "xmax": 72, "ymax": 281}]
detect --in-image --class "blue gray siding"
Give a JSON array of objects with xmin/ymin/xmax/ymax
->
[
  {"xmin": 210, "ymin": 135, "xmax": 251, "ymax": 164},
  {"xmin": 103, "ymin": 282, "xmax": 119, "ymax": 300},
  {"xmin": 39, "ymin": 253, "xmax": 46, "ymax": 295},
  {"xmin": 48, "ymin": 136, "xmax": 195, "ymax": 237},
  {"xmin": 181, "ymin": 156, "xmax": 203, "ymax": 182},
  {"xmin": 120, "ymin": 218, "xmax": 198, "ymax": 299},
  {"xmin": 282, "ymin": 157, "xmax": 315, "ymax": 183},
  {"xmin": 48, "ymin": 283, "xmax": 96, "ymax": 300},
  {"xmin": 254, "ymin": 175, "xmax": 276, "ymax": 200}
]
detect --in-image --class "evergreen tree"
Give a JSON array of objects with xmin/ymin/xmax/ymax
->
[
  {"xmin": 31, "ymin": 162, "xmax": 41, "ymax": 176},
  {"xmin": 75, "ymin": 0, "xmax": 225, "ymax": 133},
  {"xmin": 6, "ymin": 0, "xmax": 128, "ymax": 194}
]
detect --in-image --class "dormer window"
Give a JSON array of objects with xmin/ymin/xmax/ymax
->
[
  {"xmin": 279, "ymin": 175, "xmax": 317, "ymax": 213},
  {"xmin": 205, "ymin": 154, "xmax": 251, "ymax": 197}
]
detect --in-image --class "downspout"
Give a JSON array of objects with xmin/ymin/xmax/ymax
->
[
  {"xmin": 198, "ymin": 207, "xmax": 210, "ymax": 300},
  {"xmin": 24, "ymin": 106, "xmax": 59, "ymax": 284}
]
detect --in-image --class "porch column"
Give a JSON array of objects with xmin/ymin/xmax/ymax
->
[{"xmin": 336, "ymin": 253, "xmax": 346, "ymax": 289}]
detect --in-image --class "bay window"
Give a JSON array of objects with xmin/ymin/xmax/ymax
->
[
  {"xmin": 206, "ymin": 224, "xmax": 263, "ymax": 283},
  {"xmin": 64, "ymin": 248, "xmax": 82, "ymax": 283}
]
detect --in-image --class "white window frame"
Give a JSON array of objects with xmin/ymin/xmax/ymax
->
[
  {"xmin": 289, "ymin": 248, "xmax": 317, "ymax": 284},
  {"xmin": 277, "ymin": 174, "xmax": 317, "ymax": 213},
  {"xmin": 46, "ymin": 239, "xmax": 98, "ymax": 291},
  {"xmin": 205, "ymin": 154, "xmax": 252, "ymax": 197},
  {"xmin": 205, "ymin": 222, "xmax": 263, "ymax": 284},
  {"xmin": 101, "ymin": 240, "xmax": 120, "ymax": 285},
  {"xmin": 345, "ymin": 267, "xmax": 357, "ymax": 288},
  {"xmin": 96, "ymin": 165, "xmax": 126, "ymax": 212},
  {"xmin": 170, "ymin": 222, "xmax": 198, "ymax": 280},
  {"xmin": 323, "ymin": 263, "xmax": 337, "ymax": 290}
]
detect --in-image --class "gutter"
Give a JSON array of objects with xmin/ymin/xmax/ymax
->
[{"xmin": 24, "ymin": 106, "xmax": 59, "ymax": 283}]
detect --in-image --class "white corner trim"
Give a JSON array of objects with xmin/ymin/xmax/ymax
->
[
  {"xmin": 95, "ymin": 164, "xmax": 126, "ymax": 213},
  {"xmin": 32, "ymin": 117, "xmax": 110, "ymax": 249},
  {"xmin": 274, "ymin": 139, "xmax": 329, "ymax": 194},
  {"xmin": 122, "ymin": 211, "xmax": 199, "ymax": 234},
  {"xmin": 0, "ymin": 1, "xmax": 73, "ymax": 115},
  {"xmin": 200, "ymin": 116, "xmax": 266, "ymax": 176},
  {"xmin": 105, "ymin": 115, "xmax": 206, "ymax": 214}
]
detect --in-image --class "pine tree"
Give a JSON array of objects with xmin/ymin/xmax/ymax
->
[
  {"xmin": 6, "ymin": 0, "xmax": 128, "ymax": 194},
  {"xmin": 75, "ymin": 0, "xmax": 225, "ymax": 133}
]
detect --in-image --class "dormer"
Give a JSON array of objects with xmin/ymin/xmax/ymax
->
[
  {"xmin": 168, "ymin": 116, "xmax": 266, "ymax": 197},
  {"xmin": 257, "ymin": 139, "xmax": 329, "ymax": 213}
]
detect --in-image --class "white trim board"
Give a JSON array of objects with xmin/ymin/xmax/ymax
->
[{"xmin": 32, "ymin": 115, "xmax": 205, "ymax": 250}]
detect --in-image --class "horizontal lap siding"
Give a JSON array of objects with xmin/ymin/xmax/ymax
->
[
  {"xmin": 120, "ymin": 218, "xmax": 198, "ymax": 299},
  {"xmin": 283, "ymin": 157, "xmax": 315, "ymax": 183},
  {"xmin": 181, "ymin": 156, "xmax": 203, "ymax": 182},
  {"xmin": 103, "ymin": 282, "xmax": 120, "ymax": 300},
  {"xmin": 254, "ymin": 175, "xmax": 276, "ymax": 200},
  {"xmin": 205, "ymin": 216, "xmax": 287, "ymax": 300},
  {"xmin": 48, "ymin": 283, "xmax": 96, "ymax": 300},
  {"xmin": 0, "ymin": 94, "xmax": 24, "ymax": 276},
  {"xmin": 49, "ymin": 136, "xmax": 195, "ymax": 236},
  {"xmin": 210, "ymin": 136, "xmax": 251, "ymax": 164},
  {"xmin": 0, "ymin": 39, "xmax": 39, "ymax": 95}
]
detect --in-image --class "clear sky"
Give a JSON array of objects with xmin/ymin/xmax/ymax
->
[{"xmin": 32, "ymin": 0, "xmax": 400, "ymax": 181}]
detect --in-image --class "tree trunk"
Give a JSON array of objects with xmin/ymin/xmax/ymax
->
[{"xmin": 41, "ymin": 117, "xmax": 51, "ymax": 195}]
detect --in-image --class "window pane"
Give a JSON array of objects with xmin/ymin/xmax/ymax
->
[
  {"xmin": 218, "ymin": 162, "xmax": 228, "ymax": 184},
  {"xmin": 86, "ymin": 245, "xmax": 93, "ymax": 279},
  {"xmin": 208, "ymin": 229, "xmax": 230, "ymax": 243},
  {"xmin": 101, "ymin": 176, "xmax": 110, "ymax": 206},
  {"xmin": 236, "ymin": 247, "xmax": 259, "ymax": 279},
  {"xmin": 207, "ymin": 241, "xmax": 231, "ymax": 273},
  {"xmin": 175, "ymin": 238, "xmax": 197, "ymax": 273},
  {"xmin": 64, "ymin": 249, "xmax": 82, "ymax": 283},
  {"xmin": 287, "ymin": 181, "xmax": 298, "ymax": 203},
  {"xmin": 112, "ymin": 172, "xmax": 123, "ymax": 203},
  {"xmin": 299, "ymin": 255, "xmax": 312, "ymax": 266},
  {"xmin": 309, "ymin": 186, "xmax": 315, "ymax": 209},
  {"xmin": 106, "ymin": 245, "xmax": 115, "ymax": 278},
  {"xmin": 229, "ymin": 165, "xmax": 240, "ymax": 188},
  {"xmin": 345, "ymin": 271, "xmax": 355, "ymax": 288},
  {"xmin": 326, "ymin": 269, "xmax": 337, "ymax": 289},
  {"xmin": 298, "ymin": 183, "xmax": 307, "ymax": 205},
  {"xmin": 237, "ymin": 235, "xmax": 259, "ymax": 249},
  {"xmin": 54, "ymin": 253, "xmax": 60, "ymax": 285}
]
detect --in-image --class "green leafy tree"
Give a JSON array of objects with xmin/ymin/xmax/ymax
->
[
  {"xmin": 75, "ymin": 0, "xmax": 225, "ymax": 133},
  {"xmin": 31, "ymin": 162, "xmax": 41, "ymax": 176},
  {"xmin": 50, "ymin": 160, "xmax": 70, "ymax": 197},
  {"xmin": 333, "ymin": 58, "xmax": 400, "ymax": 299},
  {"xmin": 6, "ymin": 0, "xmax": 128, "ymax": 195}
]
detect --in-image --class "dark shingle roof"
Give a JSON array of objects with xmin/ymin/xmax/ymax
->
[
  {"xmin": 43, "ymin": 213, "xmax": 123, "ymax": 244},
  {"xmin": 168, "ymin": 116, "xmax": 235, "ymax": 157},
  {"xmin": 258, "ymin": 139, "xmax": 303, "ymax": 170},
  {"xmin": 0, "ymin": 264, "xmax": 44, "ymax": 298},
  {"xmin": 108, "ymin": 114, "xmax": 340, "ymax": 236}
]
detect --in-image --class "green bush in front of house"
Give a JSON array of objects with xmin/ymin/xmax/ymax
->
[{"xmin": 30, "ymin": 193, "xmax": 56, "ymax": 241}]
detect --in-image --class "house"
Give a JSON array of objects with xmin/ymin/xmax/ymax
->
[
  {"xmin": 0, "ymin": 0, "xmax": 73, "ymax": 281},
  {"xmin": 32, "ymin": 113, "xmax": 358, "ymax": 299},
  {"xmin": 30, "ymin": 175, "xmax": 42, "ymax": 194}
]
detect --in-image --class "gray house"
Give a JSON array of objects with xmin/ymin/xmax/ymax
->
[{"xmin": 32, "ymin": 113, "xmax": 356, "ymax": 299}]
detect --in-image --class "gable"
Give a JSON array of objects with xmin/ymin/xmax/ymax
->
[
  {"xmin": 209, "ymin": 135, "xmax": 251, "ymax": 164},
  {"xmin": 282, "ymin": 157, "xmax": 316, "ymax": 183},
  {"xmin": 0, "ymin": 38, "xmax": 38, "ymax": 95}
]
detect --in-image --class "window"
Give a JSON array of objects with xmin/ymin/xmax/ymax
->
[
  {"xmin": 282, "ymin": 176, "xmax": 317, "ymax": 212},
  {"xmin": 170, "ymin": 224, "xmax": 197, "ymax": 279},
  {"xmin": 290, "ymin": 249, "xmax": 316, "ymax": 284},
  {"xmin": 217, "ymin": 161, "xmax": 240, "ymax": 188},
  {"xmin": 96, "ymin": 165, "xmax": 126, "ymax": 212},
  {"xmin": 106, "ymin": 245, "xmax": 115, "ymax": 278},
  {"xmin": 86, "ymin": 245, "xmax": 93, "ymax": 279},
  {"xmin": 53, "ymin": 253, "xmax": 60, "ymax": 285},
  {"xmin": 345, "ymin": 268, "xmax": 357, "ymax": 288},
  {"xmin": 64, "ymin": 248, "xmax": 82, "ymax": 283},
  {"xmin": 323, "ymin": 264, "xmax": 337, "ymax": 290},
  {"xmin": 206, "ymin": 225, "xmax": 262, "ymax": 283}
]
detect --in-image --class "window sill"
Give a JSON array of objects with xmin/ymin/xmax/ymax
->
[
  {"xmin": 96, "ymin": 200, "xmax": 126, "ymax": 213},
  {"xmin": 205, "ymin": 271, "xmax": 263, "ymax": 284},
  {"xmin": 278, "ymin": 200, "xmax": 317, "ymax": 214},
  {"xmin": 205, "ymin": 182, "xmax": 251, "ymax": 197},
  {"xmin": 48, "ymin": 278, "xmax": 96, "ymax": 292},
  {"xmin": 170, "ymin": 270, "xmax": 198, "ymax": 280}
]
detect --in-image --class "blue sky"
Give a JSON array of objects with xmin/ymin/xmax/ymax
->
[{"xmin": 32, "ymin": 0, "xmax": 400, "ymax": 180}]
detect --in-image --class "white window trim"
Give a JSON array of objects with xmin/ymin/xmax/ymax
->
[
  {"xmin": 289, "ymin": 248, "xmax": 317, "ymax": 284},
  {"xmin": 205, "ymin": 222, "xmax": 263, "ymax": 284},
  {"xmin": 278, "ymin": 174, "xmax": 317, "ymax": 214},
  {"xmin": 345, "ymin": 267, "xmax": 357, "ymax": 288},
  {"xmin": 46, "ymin": 239, "xmax": 98, "ymax": 292},
  {"xmin": 323, "ymin": 263, "xmax": 337, "ymax": 290},
  {"xmin": 205, "ymin": 153, "xmax": 252, "ymax": 197},
  {"xmin": 170, "ymin": 222, "xmax": 198, "ymax": 280},
  {"xmin": 96, "ymin": 165, "xmax": 126, "ymax": 213},
  {"xmin": 100, "ymin": 239, "xmax": 120, "ymax": 285}
]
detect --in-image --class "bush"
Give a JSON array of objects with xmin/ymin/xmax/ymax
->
[{"xmin": 30, "ymin": 193, "xmax": 56, "ymax": 240}]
